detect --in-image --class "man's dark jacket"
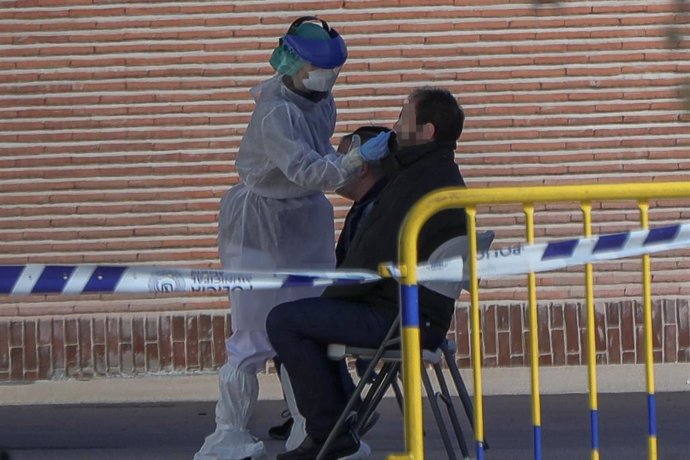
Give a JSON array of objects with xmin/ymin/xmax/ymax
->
[{"xmin": 322, "ymin": 140, "xmax": 467, "ymax": 332}]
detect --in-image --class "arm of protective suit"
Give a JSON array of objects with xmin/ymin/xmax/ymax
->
[{"xmin": 260, "ymin": 104, "xmax": 361, "ymax": 190}]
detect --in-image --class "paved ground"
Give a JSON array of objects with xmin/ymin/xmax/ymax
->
[
  {"xmin": 1, "ymin": 393, "xmax": 690, "ymax": 459},
  {"xmin": 1, "ymin": 365, "xmax": 690, "ymax": 459}
]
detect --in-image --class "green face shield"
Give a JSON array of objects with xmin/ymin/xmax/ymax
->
[{"xmin": 269, "ymin": 46, "xmax": 304, "ymax": 76}]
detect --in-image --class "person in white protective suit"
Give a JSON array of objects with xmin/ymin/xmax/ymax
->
[{"xmin": 194, "ymin": 16, "xmax": 392, "ymax": 460}]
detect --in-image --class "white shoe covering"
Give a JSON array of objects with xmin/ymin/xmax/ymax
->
[
  {"xmin": 280, "ymin": 366, "xmax": 308, "ymax": 451},
  {"xmin": 194, "ymin": 363, "xmax": 265, "ymax": 460}
]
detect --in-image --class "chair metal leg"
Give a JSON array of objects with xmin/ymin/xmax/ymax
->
[
  {"xmin": 421, "ymin": 364, "xmax": 457, "ymax": 460},
  {"xmin": 356, "ymin": 362, "xmax": 400, "ymax": 434},
  {"xmin": 391, "ymin": 375, "xmax": 404, "ymax": 413},
  {"xmin": 441, "ymin": 340, "xmax": 489, "ymax": 450},
  {"xmin": 433, "ymin": 362, "xmax": 471, "ymax": 459}
]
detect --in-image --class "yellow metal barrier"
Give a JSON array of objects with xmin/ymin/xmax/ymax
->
[{"xmin": 386, "ymin": 181, "xmax": 690, "ymax": 460}]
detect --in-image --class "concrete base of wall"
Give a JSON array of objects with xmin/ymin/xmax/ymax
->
[{"xmin": 2, "ymin": 363, "xmax": 689, "ymax": 406}]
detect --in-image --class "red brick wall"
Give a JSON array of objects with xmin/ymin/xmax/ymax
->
[
  {"xmin": 3, "ymin": 299, "xmax": 689, "ymax": 381},
  {"xmin": 2, "ymin": 1, "xmax": 690, "ymax": 380}
]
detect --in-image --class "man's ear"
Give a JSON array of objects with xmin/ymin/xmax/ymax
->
[{"xmin": 421, "ymin": 122, "xmax": 435, "ymax": 141}]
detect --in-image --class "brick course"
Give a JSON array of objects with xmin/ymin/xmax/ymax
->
[
  {"xmin": 4, "ymin": 299, "xmax": 689, "ymax": 382},
  {"xmin": 2, "ymin": 1, "xmax": 690, "ymax": 379}
]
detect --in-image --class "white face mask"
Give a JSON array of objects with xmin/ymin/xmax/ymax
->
[{"xmin": 302, "ymin": 67, "xmax": 340, "ymax": 92}]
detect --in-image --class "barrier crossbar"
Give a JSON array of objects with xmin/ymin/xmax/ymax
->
[{"xmin": 385, "ymin": 181, "xmax": 690, "ymax": 460}]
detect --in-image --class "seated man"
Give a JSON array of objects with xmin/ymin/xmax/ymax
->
[
  {"xmin": 267, "ymin": 87, "xmax": 468, "ymax": 460},
  {"xmin": 269, "ymin": 125, "xmax": 391, "ymax": 442}
]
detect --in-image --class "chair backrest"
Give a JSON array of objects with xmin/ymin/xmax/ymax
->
[{"xmin": 422, "ymin": 230, "xmax": 495, "ymax": 299}]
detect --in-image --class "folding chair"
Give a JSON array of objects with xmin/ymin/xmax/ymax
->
[
  {"xmin": 318, "ymin": 231, "xmax": 495, "ymax": 460},
  {"xmin": 325, "ymin": 315, "xmax": 473, "ymax": 460}
]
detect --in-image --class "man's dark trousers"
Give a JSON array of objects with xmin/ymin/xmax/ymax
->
[{"xmin": 266, "ymin": 296, "xmax": 446, "ymax": 441}]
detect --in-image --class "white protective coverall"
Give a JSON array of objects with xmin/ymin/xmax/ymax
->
[{"xmin": 194, "ymin": 75, "xmax": 359, "ymax": 460}]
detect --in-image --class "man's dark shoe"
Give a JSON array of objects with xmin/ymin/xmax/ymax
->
[
  {"xmin": 268, "ymin": 415, "xmax": 294, "ymax": 440},
  {"xmin": 276, "ymin": 430, "xmax": 359, "ymax": 460}
]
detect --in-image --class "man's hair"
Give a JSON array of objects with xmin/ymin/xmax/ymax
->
[
  {"xmin": 410, "ymin": 87, "xmax": 465, "ymax": 144},
  {"xmin": 339, "ymin": 126, "xmax": 389, "ymax": 175},
  {"xmin": 342, "ymin": 125, "xmax": 390, "ymax": 144}
]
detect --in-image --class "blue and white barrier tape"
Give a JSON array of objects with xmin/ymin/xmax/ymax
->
[
  {"xmin": 0, "ymin": 265, "xmax": 380, "ymax": 296},
  {"xmin": 2, "ymin": 223, "xmax": 689, "ymax": 296},
  {"xmin": 386, "ymin": 222, "xmax": 690, "ymax": 281}
]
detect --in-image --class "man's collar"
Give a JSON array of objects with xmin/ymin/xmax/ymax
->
[
  {"xmin": 381, "ymin": 140, "xmax": 455, "ymax": 172},
  {"xmin": 356, "ymin": 177, "xmax": 388, "ymax": 204}
]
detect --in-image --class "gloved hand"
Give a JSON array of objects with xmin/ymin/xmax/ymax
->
[
  {"xmin": 341, "ymin": 131, "xmax": 392, "ymax": 173},
  {"xmin": 359, "ymin": 130, "xmax": 391, "ymax": 161}
]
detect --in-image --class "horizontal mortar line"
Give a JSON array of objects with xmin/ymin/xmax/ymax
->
[
  {"xmin": 2, "ymin": 231, "xmax": 223, "ymax": 243},
  {"xmin": 0, "ymin": 125, "xmax": 242, "ymax": 134},
  {"xmin": 2, "ymin": 111, "xmax": 685, "ymax": 131},
  {"xmin": 0, "ymin": 21, "xmax": 676, "ymax": 45},
  {"xmin": 0, "ymin": 64, "xmax": 274, "ymax": 75},
  {"xmin": 0, "ymin": 110, "xmax": 684, "ymax": 126},
  {"xmin": 4, "ymin": 217, "xmax": 683, "ymax": 232},
  {"xmin": 1, "ymin": 24, "xmax": 678, "ymax": 50},
  {"xmin": 470, "ymin": 169, "xmax": 690, "ymax": 179},
  {"xmin": 0, "ymin": 229, "xmax": 217, "ymax": 238},
  {"xmin": 0, "ymin": 160, "xmax": 230, "ymax": 171},
  {"xmin": 3, "ymin": 157, "xmax": 690, "ymax": 175},
  {"xmin": 458, "ymin": 171, "xmax": 690, "ymax": 182},
  {"xmin": 0, "ymin": 95, "xmax": 681, "ymax": 113},
  {"xmin": 0, "ymin": 175, "xmax": 233, "ymax": 185},
  {"xmin": 0, "ymin": 98, "xmax": 252, "ymax": 107},
  {"xmin": 0, "ymin": 155, "xmax": 235, "ymax": 163},
  {"xmin": 0, "ymin": 0, "xmax": 670, "ymax": 22},
  {"xmin": 1, "ymin": 41, "xmax": 681, "ymax": 68},
  {"xmin": 2, "ymin": 151, "xmax": 232, "ymax": 160},
  {"xmin": 0, "ymin": 211, "xmax": 215, "ymax": 222},
  {"xmin": 0, "ymin": 0, "xmax": 666, "ymax": 12},
  {"xmin": 0, "ymin": 36, "xmax": 676, "ymax": 62},
  {"xmin": 3, "ymin": 195, "xmax": 224, "ymax": 204},
  {"xmin": 2, "ymin": 70, "xmax": 682, "ymax": 87},
  {"xmin": 1, "ymin": 234, "xmax": 215, "ymax": 244},
  {"xmin": 1, "ymin": 119, "xmax": 685, "ymax": 136},
  {"xmin": 1, "ymin": 81, "xmax": 683, "ymax": 102},
  {"xmin": 1, "ymin": 68, "xmax": 686, "ymax": 91},
  {"xmin": 460, "ymin": 132, "xmax": 690, "ymax": 144},
  {"xmin": 0, "ymin": 136, "xmax": 242, "ymax": 147},
  {"xmin": 0, "ymin": 197, "xmax": 220, "ymax": 207},
  {"xmin": 0, "ymin": 112, "xmax": 251, "ymax": 121},
  {"xmin": 0, "ymin": 54, "xmax": 690, "ymax": 77},
  {"xmin": 0, "ymin": 185, "xmax": 227, "ymax": 196},
  {"xmin": 6, "ymin": 144, "xmax": 684, "ymax": 163},
  {"xmin": 461, "ymin": 158, "xmax": 689, "ymax": 168},
  {"xmin": 0, "ymin": 247, "xmax": 219, "ymax": 257},
  {"xmin": 4, "ymin": 131, "xmax": 690, "ymax": 148},
  {"xmin": 0, "ymin": 222, "xmax": 216, "ymax": 232},
  {"xmin": 2, "ymin": 51, "xmax": 686, "ymax": 76}
]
